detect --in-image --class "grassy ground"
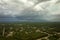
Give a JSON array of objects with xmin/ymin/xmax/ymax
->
[{"xmin": 0, "ymin": 22, "xmax": 60, "ymax": 40}]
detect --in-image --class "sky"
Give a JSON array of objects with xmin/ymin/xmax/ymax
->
[{"xmin": 0, "ymin": 0, "xmax": 60, "ymax": 22}]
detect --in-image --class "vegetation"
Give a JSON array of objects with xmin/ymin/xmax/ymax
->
[{"xmin": 0, "ymin": 22, "xmax": 60, "ymax": 40}]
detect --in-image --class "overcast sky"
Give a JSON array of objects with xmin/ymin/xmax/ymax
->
[{"xmin": 0, "ymin": 0, "xmax": 60, "ymax": 22}]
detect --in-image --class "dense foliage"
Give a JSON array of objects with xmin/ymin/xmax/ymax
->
[{"xmin": 0, "ymin": 22, "xmax": 60, "ymax": 40}]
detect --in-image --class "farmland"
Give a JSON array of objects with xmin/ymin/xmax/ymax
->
[{"xmin": 0, "ymin": 22, "xmax": 60, "ymax": 40}]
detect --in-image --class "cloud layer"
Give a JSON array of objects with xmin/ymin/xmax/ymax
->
[{"xmin": 0, "ymin": 0, "xmax": 60, "ymax": 22}]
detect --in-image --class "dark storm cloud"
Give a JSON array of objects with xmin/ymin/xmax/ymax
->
[{"xmin": 0, "ymin": 0, "xmax": 60, "ymax": 22}]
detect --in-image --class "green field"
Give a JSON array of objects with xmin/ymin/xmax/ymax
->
[{"xmin": 0, "ymin": 22, "xmax": 60, "ymax": 40}]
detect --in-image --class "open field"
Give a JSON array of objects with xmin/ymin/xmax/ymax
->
[{"xmin": 0, "ymin": 22, "xmax": 60, "ymax": 40}]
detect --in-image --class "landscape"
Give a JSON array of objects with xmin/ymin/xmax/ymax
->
[
  {"xmin": 0, "ymin": 22, "xmax": 60, "ymax": 40},
  {"xmin": 0, "ymin": 0, "xmax": 60, "ymax": 40}
]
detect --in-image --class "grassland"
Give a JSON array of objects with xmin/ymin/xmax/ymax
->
[{"xmin": 0, "ymin": 22, "xmax": 60, "ymax": 40}]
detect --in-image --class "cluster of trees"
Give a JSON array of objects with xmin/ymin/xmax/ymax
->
[{"xmin": 0, "ymin": 22, "xmax": 60, "ymax": 40}]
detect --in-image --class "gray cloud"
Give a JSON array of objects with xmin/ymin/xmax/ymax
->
[{"xmin": 0, "ymin": 0, "xmax": 60, "ymax": 22}]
